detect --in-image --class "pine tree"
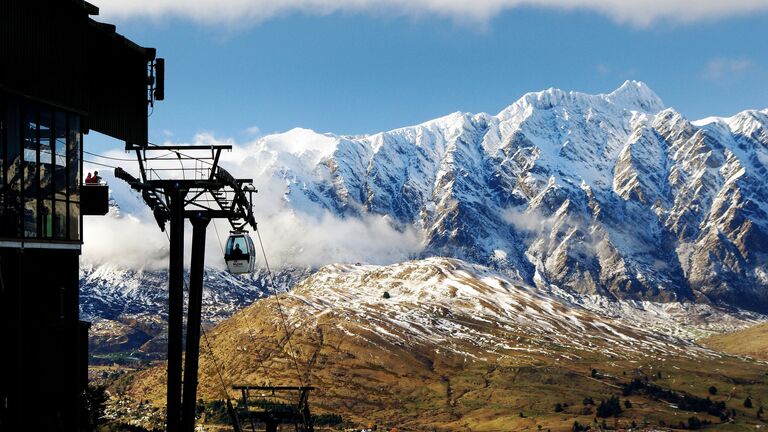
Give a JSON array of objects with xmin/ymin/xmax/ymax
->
[
  {"xmin": 596, "ymin": 396, "xmax": 622, "ymax": 418},
  {"xmin": 687, "ymin": 416, "xmax": 702, "ymax": 430}
]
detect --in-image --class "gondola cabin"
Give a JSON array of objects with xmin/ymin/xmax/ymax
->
[{"xmin": 225, "ymin": 231, "xmax": 256, "ymax": 274}]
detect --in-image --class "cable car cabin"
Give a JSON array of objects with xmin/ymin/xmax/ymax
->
[{"xmin": 225, "ymin": 231, "xmax": 256, "ymax": 274}]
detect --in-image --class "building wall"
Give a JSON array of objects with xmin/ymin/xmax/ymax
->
[
  {"xmin": 0, "ymin": 0, "xmax": 155, "ymax": 145},
  {"xmin": 0, "ymin": 87, "xmax": 85, "ymax": 432},
  {"xmin": 0, "ymin": 2, "xmax": 157, "ymax": 430},
  {"xmin": 0, "ymin": 247, "xmax": 85, "ymax": 431}
]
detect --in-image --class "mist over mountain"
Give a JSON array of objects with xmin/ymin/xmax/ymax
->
[{"xmin": 82, "ymin": 81, "xmax": 768, "ymax": 328}]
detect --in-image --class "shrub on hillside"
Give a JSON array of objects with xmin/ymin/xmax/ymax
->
[
  {"xmin": 622, "ymin": 378, "xmax": 726, "ymax": 418},
  {"xmin": 596, "ymin": 396, "xmax": 622, "ymax": 418}
]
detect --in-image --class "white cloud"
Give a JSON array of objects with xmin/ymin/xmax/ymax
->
[
  {"xmin": 82, "ymin": 131, "xmax": 424, "ymax": 271},
  {"xmin": 702, "ymin": 57, "xmax": 754, "ymax": 81},
  {"xmin": 94, "ymin": 0, "xmax": 768, "ymax": 27},
  {"xmin": 502, "ymin": 207, "xmax": 553, "ymax": 233},
  {"xmin": 255, "ymin": 210, "xmax": 424, "ymax": 268},
  {"xmin": 595, "ymin": 63, "xmax": 611, "ymax": 76},
  {"xmin": 83, "ymin": 211, "xmax": 171, "ymax": 270},
  {"xmin": 82, "ymin": 176, "xmax": 171, "ymax": 270}
]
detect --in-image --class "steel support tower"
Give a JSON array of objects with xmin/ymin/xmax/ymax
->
[{"xmin": 116, "ymin": 143, "xmax": 256, "ymax": 432}]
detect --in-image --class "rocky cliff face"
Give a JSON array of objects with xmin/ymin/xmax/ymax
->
[{"xmin": 254, "ymin": 81, "xmax": 768, "ymax": 310}]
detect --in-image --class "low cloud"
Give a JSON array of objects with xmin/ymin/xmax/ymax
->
[
  {"xmin": 502, "ymin": 207, "xmax": 551, "ymax": 233},
  {"xmin": 595, "ymin": 63, "xmax": 611, "ymax": 76},
  {"xmin": 256, "ymin": 211, "xmax": 424, "ymax": 268},
  {"xmin": 94, "ymin": 0, "xmax": 768, "ymax": 27},
  {"xmin": 245, "ymin": 125, "xmax": 261, "ymax": 136},
  {"xmin": 702, "ymin": 57, "xmax": 754, "ymax": 81},
  {"xmin": 83, "ymin": 211, "xmax": 171, "ymax": 271},
  {"xmin": 81, "ymin": 131, "xmax": 425, "ymax": 271}
]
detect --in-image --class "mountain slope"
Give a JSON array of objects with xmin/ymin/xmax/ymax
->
[
  {"xmin": 701, "ymin": 322, "xmax": 768, "ymax": 361},
  {"xmin": 82, "ymin": 81, "xmax": 768, "ymax": 365},
  {"xmin": 80, "ymin": 265, "xmax": 310, "ymax": 355},
  {"xmin": 231, "ymin": 81, "xmax": 768, "ymax": 310}
]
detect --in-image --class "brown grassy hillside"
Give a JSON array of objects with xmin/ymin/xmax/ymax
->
[
  {"xmin": 124, "ymin": 259, "xmax": 768, "ymax": 431},
  {"xmin": 701, "ymin": 322, "xmax": 768, "ymax": 361}
]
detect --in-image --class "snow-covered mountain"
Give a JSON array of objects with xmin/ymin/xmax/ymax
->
[
  {"xmin": 237, "ymin": 81, "xmax": 768, "ymax": 311},
  {"xmin": 82, "ymin": 81, "xmax": 768, "ymax": 354},
  {"xmin": 80, "ymin": 263, "xmax": 311, "ymax": 354},
  {"xmin": 94, "ymin": 82, "xmax": 768, "ymax": 429}
]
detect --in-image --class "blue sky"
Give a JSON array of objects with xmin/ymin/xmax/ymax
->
[{"xmin": 89, "ymin": 3, "xmax": 768, "ymax": 152}]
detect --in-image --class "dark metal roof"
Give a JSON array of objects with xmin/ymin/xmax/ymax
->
[
  {"xmin": 0, "ymin": 0, "xmax": 159, "ymax": 144},
  {"xmin": 68, "ymin": 0, "xmax": 99, "ymax": 15}
]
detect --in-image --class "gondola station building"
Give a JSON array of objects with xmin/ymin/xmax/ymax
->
[{"xmin": 0, "ymin": 0, "xmax": 162, "ymax": 429}]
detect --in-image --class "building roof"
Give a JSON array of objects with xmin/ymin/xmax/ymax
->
[{"xmin": 0, "ymin": 0, "xmax": 160, "ymax": 144}]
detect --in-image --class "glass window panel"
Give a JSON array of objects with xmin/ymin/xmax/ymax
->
[
  {"xmin": 68, "ymin": 115, "xmax": 80, "ymax": 202},
  {"xmin": 24, "ymin": 199, "xmax": 37, "ymax": 238},
  {"xmin": 4, "ymin": 96, "xmax": 22, "ymax": 238},
  {"xmin": 0, "ymin": 93, "xmax": 5, "ymax": 225},
  {"xmin": 54, "ymin": 200, "xmax": 66, "ymax": 239},
  {"xmin": 69, "ymin": 201, "xmax": 80, "ymax": 241},
  {"xmin": 226, "ymin": 236, "xmax": 249, "ymax": 258},
  {"xmin": 39, "ymin": 109, "xmax": 52, "ymax": 164},
  {"xmin": 54, "ymin": 111, "xmax": 67, "ymax": 202},
  {"xmin": 39, "ymin": 109, "xmax": 53, "ymax": 203},
  {"xmin": 22, "ymin": 104, "xmax": 38, "ymax": 238},
  {"xmin": 41, "ymin": 199, "xmax": 52, "ymax": 238},
  {"xmin": 22, "ymin": 105, "xmax": 37, "ymax": 194}
]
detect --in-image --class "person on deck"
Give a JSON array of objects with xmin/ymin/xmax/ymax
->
[
  {"xmin": 85, "ymin": 172, "xmax": 93, "ymax": 184},
  {"xmin": 92, "ymin": 171, "xmax": 102, "ymax": 184}
]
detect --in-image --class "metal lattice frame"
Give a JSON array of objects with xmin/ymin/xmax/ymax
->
[
  {"xmin": 117, "ymin": 142, "xmax": 257, "ymax": 231},
  {"xmin": 114, "ymin": 142, "xmax": 258, "ymax": 432}
]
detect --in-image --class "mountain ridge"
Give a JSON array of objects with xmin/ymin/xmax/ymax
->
[
  {"xmin": 236, "ymin": 80, "xmax": 768, "ymax": 310},
  {"xmin": 82, "ymin": 81, "xmax": 768, "ymax": 346}
]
